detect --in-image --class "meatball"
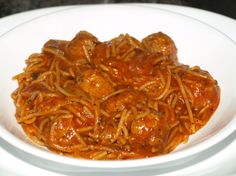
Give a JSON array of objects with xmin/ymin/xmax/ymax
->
[
  {"xmin": 142, "ymin": 32, "xmax": 177, "ymax": 61},
  {"xmin": 79, "ymin": 69, "xmax": 114, "ymax": 99},
  {"xmin": 66, "ymin": 31, "xmax": 98, "ymax": 61}
]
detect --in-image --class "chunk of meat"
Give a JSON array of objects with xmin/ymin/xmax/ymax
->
[
  {"xmin": 128, "ymin": 50, "xmax": 153, "ymax": 76},
  {"xmin": 44, "ymin": 39, "xmax": 69, "ymax": 52},
  {"xmin": 43, "ymin": 118, "xmax": 81, "ymax": 151},
  {"xmin": 66, "ymin": 31, "xmax": 98, "ymax": 60},
  {"xmin": 180, "ymin": 68, "xmax": 220, "ymax": 112},
  {"xmin": 142, "ymin": 32, "xmax": 177, "ymax": 61},
  {"xmin": 65, "ymin": 103, "xmax": 94, "ymax": 126},
  {"xmin": 79, "ymin": 69, "xmax": 114, "ymax": 99},
  {"xmin": 92, "ymin": 43, "xmax": 109, "ymax": 65},
  {"xmin": 130, "ymin": 114, "xmax": 167, "ymax": 148},
  {"xmin": 187, "ymin": 78, "xmax": 220, "ymax": 114},
  {"xmin": 102, "ymin": 90, "xmax": 146, "ymax": 113}
]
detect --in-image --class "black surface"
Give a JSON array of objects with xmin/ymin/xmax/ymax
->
[{"xmin": 0, "ymin": 0, "xmax": 236, "ymax": 19}]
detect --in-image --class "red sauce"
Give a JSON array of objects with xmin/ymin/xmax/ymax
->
[{"xmin": 12, "ymin": 31, "xmax": 220, "ymax": 160}]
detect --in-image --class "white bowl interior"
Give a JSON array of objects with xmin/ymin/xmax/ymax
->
[{"xmin": 0, "ymin": 5, "xmax": 236, "ymax": 168}]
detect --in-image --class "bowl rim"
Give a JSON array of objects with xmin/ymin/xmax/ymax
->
[{"xmin": 0, "ymin": 116, "xmax": 235, "ymax": 168}]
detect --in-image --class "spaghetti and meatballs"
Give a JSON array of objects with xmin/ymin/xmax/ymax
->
[{"xmin": 11, "ymin": 31, "xmax": 220, "ymax": 160}]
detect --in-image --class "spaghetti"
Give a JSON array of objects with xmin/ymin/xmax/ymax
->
[{"xmin": 12, "ymin": 31, "xmax": 220, "ymax": 160}]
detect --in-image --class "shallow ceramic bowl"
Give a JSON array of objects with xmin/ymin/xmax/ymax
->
[{"xmin": 0, "ymin": 4, "xmax": 235, "ymax": 171}]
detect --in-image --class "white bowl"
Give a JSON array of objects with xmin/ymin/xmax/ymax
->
[{"xmin": 0, "ymin": 4, "xmax": 236, "ymax": 171}]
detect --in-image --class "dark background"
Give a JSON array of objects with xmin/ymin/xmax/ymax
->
[{"xmin": 0, "ymin": 0, "xmax": 236, "ymax": 19}]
